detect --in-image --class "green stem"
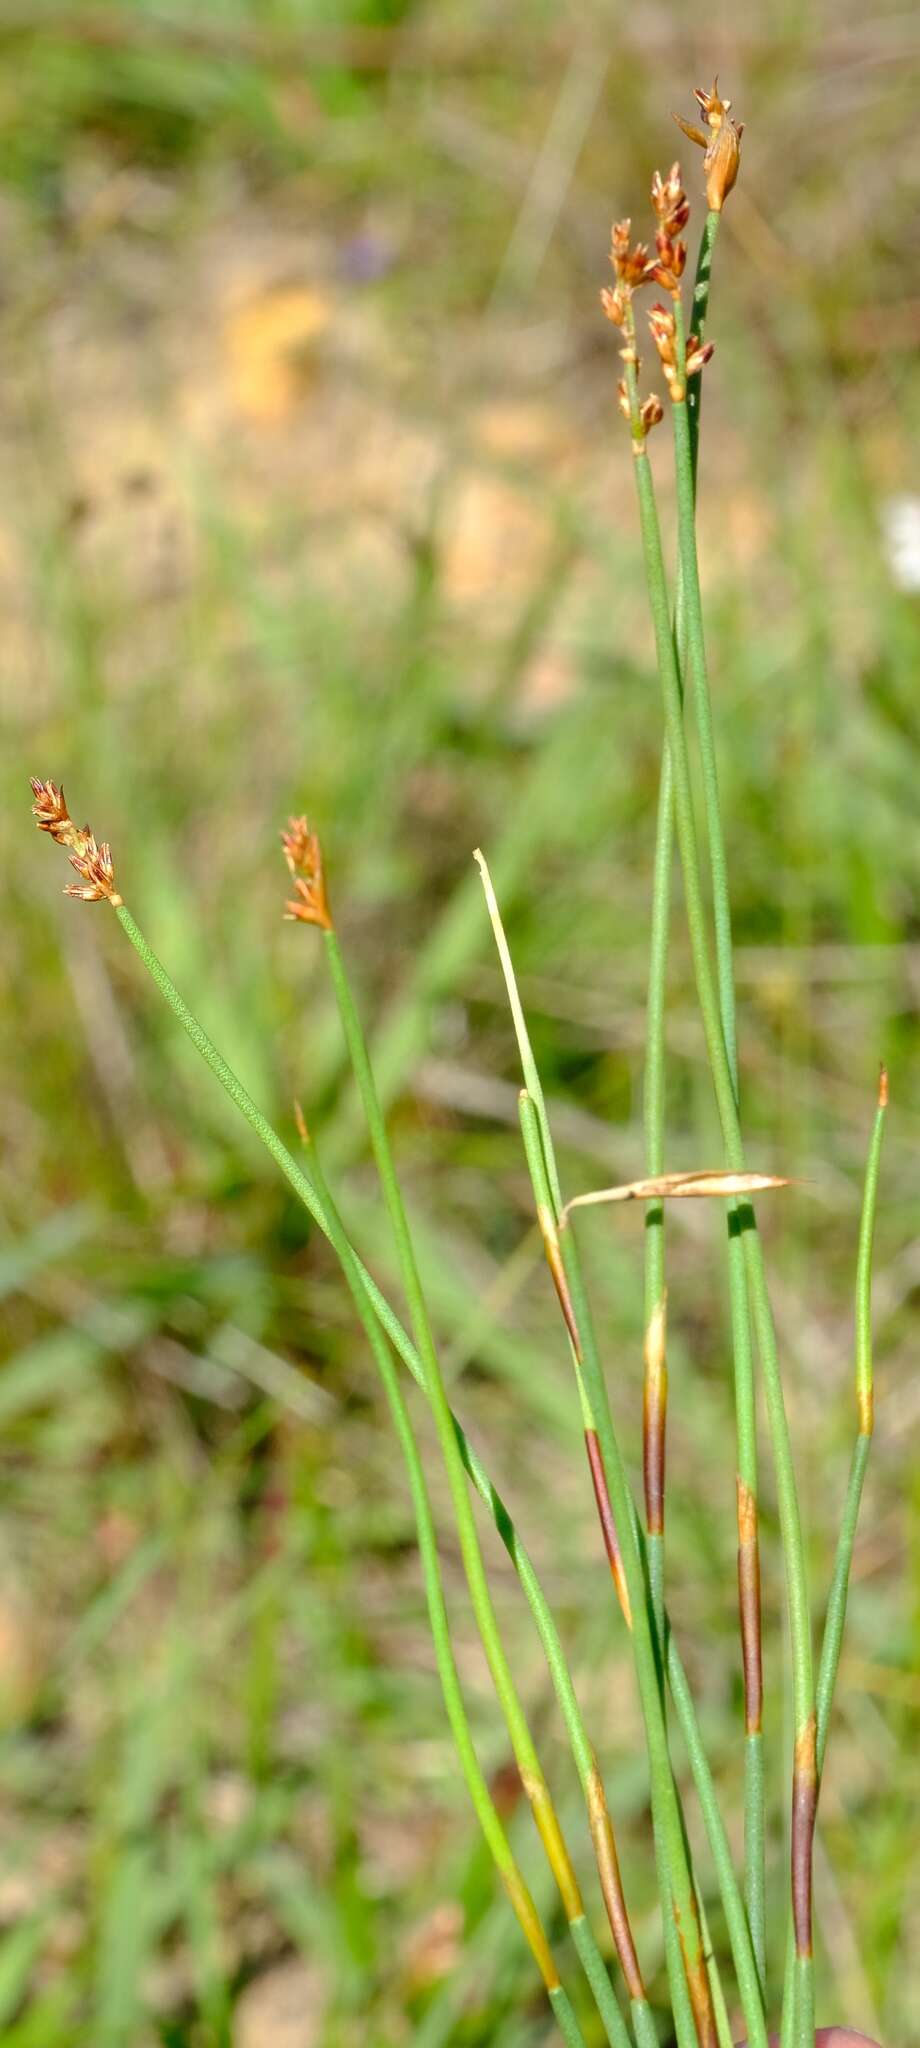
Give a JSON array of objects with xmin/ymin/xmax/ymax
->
[
  {"xmin": 478, "ymin": 855, "xmax": 767, "ymax": 2048},
  {"xmin": 643, "ymin": 213, "xmax": 722, "ymax": 1623},
  {"xmin": 115, "ymin": 898, "xmax": 625, "ymax": 2044},
  {"xmin": 643, "ymin": 210, "xmax": 720, "ymax": 1492},
  {"xmin": 518, "ymin": 1085, "xmax": 696, "ymax": 2048},
  {"xmin": 299, "ymin": 1129, "xmax": 586, "ymax": 2043},
  {"xmin": 485, "ymin": 822, "xmax": 702, "ymax": 2045},
  {"xmin": 320, "ymin": 926, "xmax": 631, "ymax": 2048},
  {"xmin": 623, "ymin": 308, "xmax": 814, "ymax": 2048},
  {"xmin": 477, "ymin": 958, "xmax": 715, "ymax": 2048},
  {"xmin": 670, "ymin": 274, "xmax": 766, "ymax": 1998},
  {"xmin": 781, "ymin": 1074, "xmax": 887, "ymax": 2031},
  {"xmin": 112, "ymin": 896, "xmax": 764, "ymax": 2044},
  {"xmin": 643, "ymin": 209, "xmax": 724, "ymax": 2044}
]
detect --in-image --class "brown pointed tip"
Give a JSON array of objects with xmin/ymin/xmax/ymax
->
[
  {"xmin": 293, "ymin": 1100, "xmax": 309, "ymax": 1146},
  {"xmin": 878, "ymin": 1065, "xmax": 889, "ymax": 1109},
  {"xmin": 672, "ymin": 110, "xmax": 708, "ymax": 149}
]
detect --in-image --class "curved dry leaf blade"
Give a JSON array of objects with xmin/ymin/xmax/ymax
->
[{"xmin": 562, "ymin": 1169, "xmax": 793, "ymax": 1218}]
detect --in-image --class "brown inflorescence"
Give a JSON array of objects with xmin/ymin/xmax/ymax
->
[
  {"xmin": 65, "ymin": 834, "xmax": 122, "ymax": 906},
  {"xmin": 648, "ymin": 301, "xmax": 714, "ymax": 405},
  {"xmin": 281, "ymin": 814, "xmax": 333, "ymax": 931},
  {"xmin": 30, "ymin": 778, "xmax": 122, "ymax": 905},
  {"xmin": 673, "ymin": 78, "xmax": 743, "ymax": 213},
  {"xmin": 650, "ymin": 161, "xmax": 689, "ymax": 294},
  {"xmin": 601, "ymin": 222, "xmax": 664, "ymax": 440}
]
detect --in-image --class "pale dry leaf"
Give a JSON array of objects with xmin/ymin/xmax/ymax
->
[{"xmin": 562, "ymin": 1169, "xmax": 793, "ymax": 1219}]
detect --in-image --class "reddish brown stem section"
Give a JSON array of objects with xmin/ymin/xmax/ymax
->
[
  {"xmin": 674, "ymin": 1895, "xmax": 718, "ymax": 2048},
  {"xmin": 586, "ymin": 1764, "xmax": 646, "ymax": 2002},
  {"xmin": 792, "ymin": 1713, "xmax": 818, "ymax": 1958},
  {"xmin": 736, "ymin": 1476, "xmax": 763, "ymax": 1735},
  {"xmin": 584, "ymin": 1429, "xmax": 632, "ymax": 1628},
  {"xmin": 541, "ymin": 1217, "xmax": 582, "ymax": 1359},
  {"xmin": 643, "ymin": 1376, "xmax": 666, "ymax": 1537},
  {"xmin": 642, "ymin": 1296, "xmax": 667, "ymax": 1537}
]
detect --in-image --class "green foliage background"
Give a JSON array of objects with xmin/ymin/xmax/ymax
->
[{"xmin": 0, "ymin": 2, "xmax": 918, "ymax": 2042}]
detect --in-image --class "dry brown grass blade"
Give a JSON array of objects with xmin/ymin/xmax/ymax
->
[{"xmin": 561, "ymin": 1170, "xmax": 792, "ymax": 1219}]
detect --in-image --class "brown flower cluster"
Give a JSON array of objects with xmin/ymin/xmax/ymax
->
[
  {"xmin": 281, "ymin": 815, "xmax": 333, "ymax": 932},
  {"xmin": 601, "ymin": 219, "xmax": 664, "ymax": 441},
  {"xmin": 650, "ymin": 162, "xmax": 689, "ymax": 295},
  {"xmin": 30, "ymin": 777, "xmax": 122, "ymax": 906},
  {"xmin": 647, "ymin": 303, "xmax": 714, "ymax": 406},
  {"xmin": 673, "ymin": 77, "xmax": 743, "ymax": 213}
]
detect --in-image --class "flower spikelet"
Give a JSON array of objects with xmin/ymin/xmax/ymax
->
[
  {"xmin": 281, "ymin": 815, "xmax": 333, "ymax": 932},
  {"xmin": 64, "ymin": 833, "xmax": 122, "ymax": 906},
  {"xmin": 673, "ymin": 78, "xmax": 743, "ymax": 212},
  {"xmin": 609, "ymin": 220, "xmax": 655, "ymax": 291},
  {"xmin": 30, "ymin": 777, "xmax": 92, "ymax": 856},
  {"xmin": 648, "ymin": 301, "xmax": 713, "ymax": 403},
  {"xmin": 31, "ymin": 777, "xmax": 121, "ymax": 903},
  {"xmin": 649, "ymin": 163, "xmax": 689, "ymax": 291}
]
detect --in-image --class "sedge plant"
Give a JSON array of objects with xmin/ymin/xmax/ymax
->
[{"xmin": 29, "ymin": 73, "xmax": 891, "ymax": 2048}]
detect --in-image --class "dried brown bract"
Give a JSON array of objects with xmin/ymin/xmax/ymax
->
[
  {"xmin": 281, "ymin": 815, "xmax": 333, "ymax": 931},
  {"xmin": 673, "ymin": 77, "xmax": 743, "ymax": 212}
]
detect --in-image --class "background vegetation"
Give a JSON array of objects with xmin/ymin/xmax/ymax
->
[{"xmin": 0, "ymin": 2, "xmax": 918, "ymax": 2043}]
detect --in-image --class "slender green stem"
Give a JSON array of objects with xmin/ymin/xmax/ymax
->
[
  {"xmin": 478, "ymin": 854, "xmax": 768, "ymax": 2048},
  {"xmin": 781, "ymin": 1072, "xmax": 887, "ymax": 2028},
  {"xmin": 299, "ymin": 1130, "xmax": 586, "ymax": 2043},
  {"xmin": 623, "ymin": 303, "xmax": 814, "ymax": 2048},
  {"xmin": 518, "ymin": 1085, "xmax": 698, "ymax": 2048},
  {"xmin": 320, "ymin": 926, "xmax": 632, "ymax": 2048},
  {"xmin": 669, "ymin": 265, "xmax": 766, "ymax": 1996},
  {"xmin": 642, "ymin": 209, "xmax": 723, "ymax": 2042},
  {"xmin": 115, "ymin": 897, "xmax": 628, "ymax": 2044},
  {"xmin": 685, "ymin": 211, "xmax": 721, "ymax": 469},
  {"xmin": 643, "ymin": 214, "xmax": 722, "ymax": 1638},
  {"xmin": 480, "ymin": 843, "xmax": 704, "ymax": 2044},
  {"xmin": 550, "ymin": 1985, "xmax": 593, "ymax": 2048},
  {"xmin": 112, "ymin": 895, "xmax": 764, "ymax": 2045}
]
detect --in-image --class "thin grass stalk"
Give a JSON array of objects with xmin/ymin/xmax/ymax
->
[
  {"xmin": 295, "ymin": 1126, "xmax": 589, "ymax": 2047},
  {"xmin": 318, "ymin": 925, "xmax": 634, "ymax": 2048},
  {"xmin": 643, "ymin": 208, "xmax": 737, "ymax": 2045},
  {"xmin": 621, "ymin": 308, "xmax": 816, "ymax": 2048},
  {"xmin": 643, "ymin": 209, "xmax": 721, "ymax": 1652},
  {"xmin": 780, "ymin": 1068, "xmax": 888, "ymax": 2041},
  {"xmin": 51, "ymin": 853, "xmax": 756, "ymax": 2046},
  {"xmin": 477, "ymin": 850, "xmax": 769, "ymax": 2048},
  {"xmin": 516, "ymin": 1091, "xmax": 660, "ymax": 2048},
  {"xmin": 93, "ymin": 892, "xmax": 632, "ymax": 2012},
  {"xmin": 817, "ymin": 1068, "xmax": 886, "ymax": 1755},
  {"xmin": 478, "ymin": 829, "xmax": 704, "ymax": 2044},
  {"xmin": 521, "ymin": 1091, "xmax": 721, "ymax": 2048},
  {"xmin": 669, "ymin": 274, "xmax": 766, "ymax": 1994}
]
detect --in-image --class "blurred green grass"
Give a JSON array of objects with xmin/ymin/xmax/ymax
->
[{"xmin": 0, "ymin": 2, "xmax": 919, "ymax": 2042}]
